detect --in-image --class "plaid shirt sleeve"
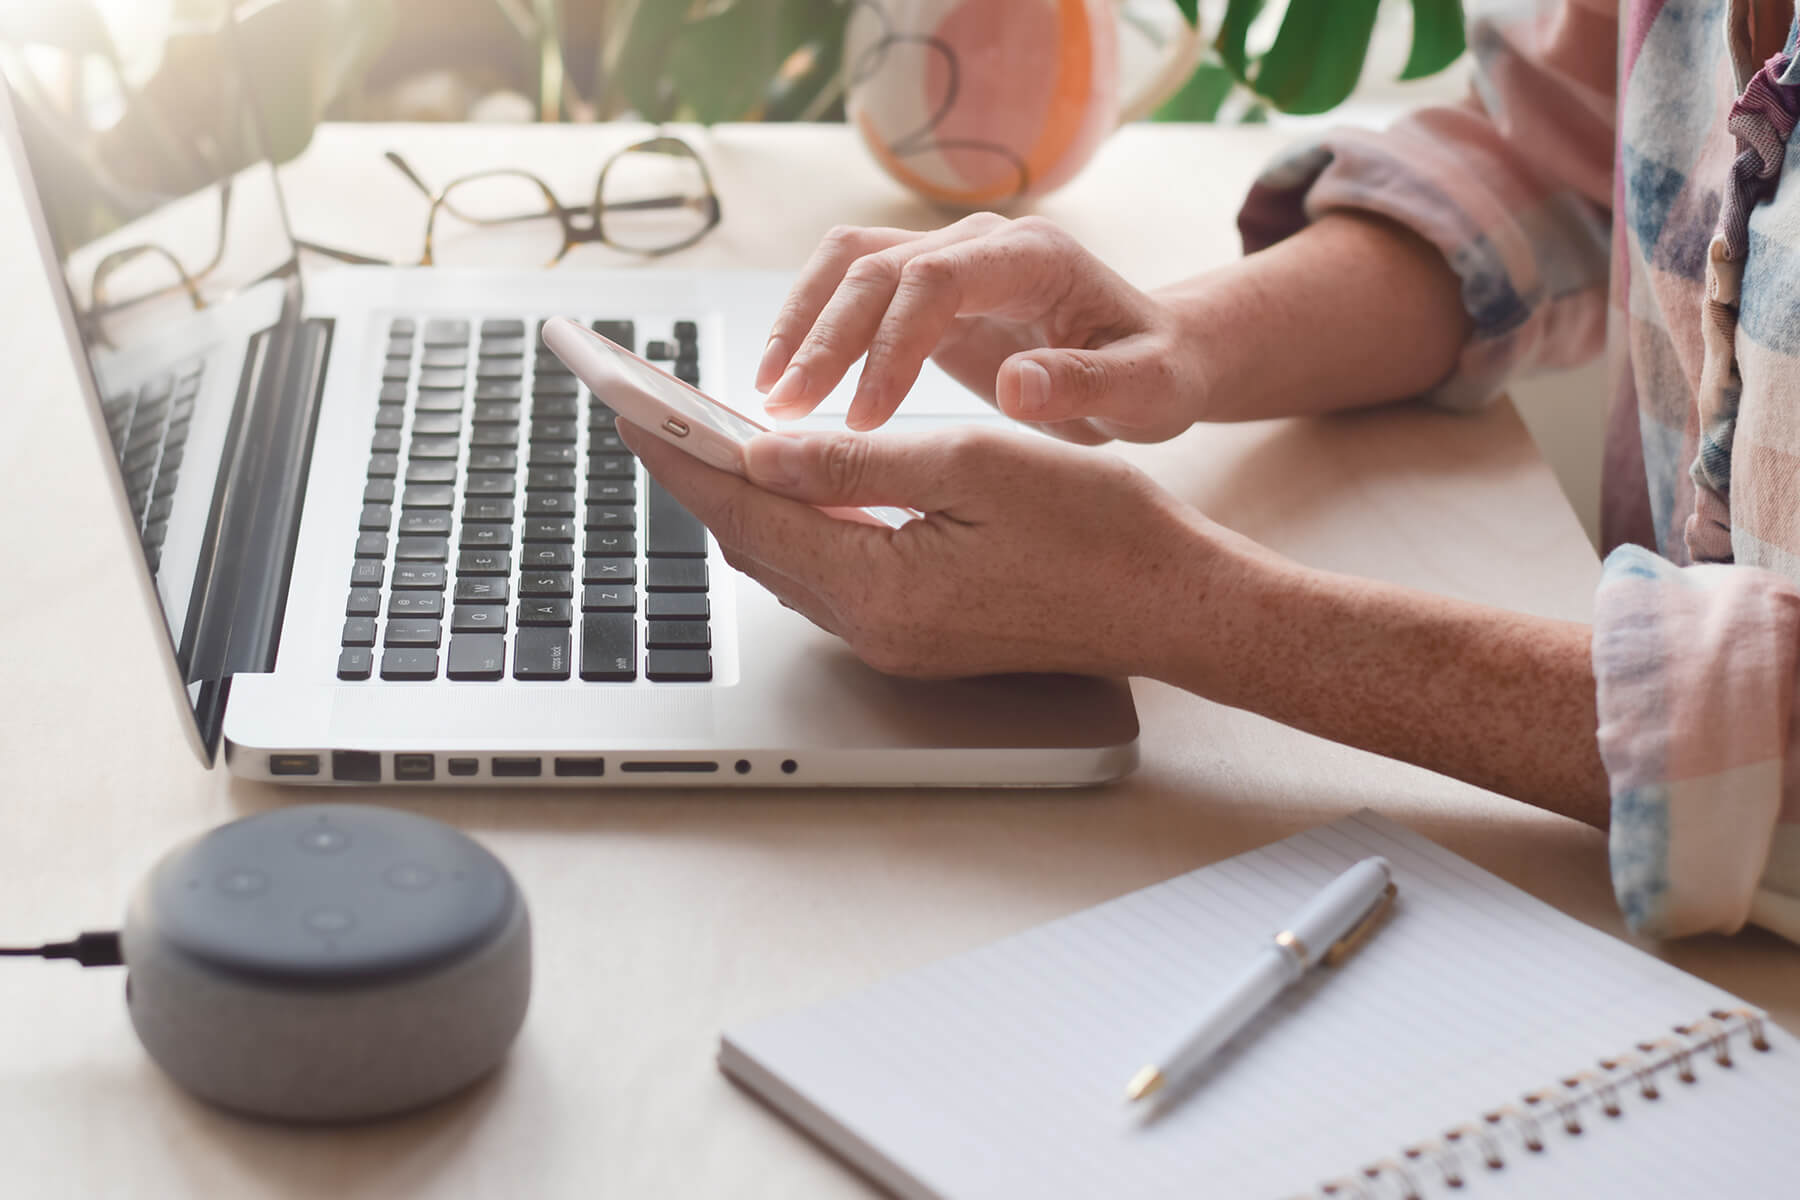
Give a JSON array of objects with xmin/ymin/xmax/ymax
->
[{"xmin": 1236, "ymin": 0, "xmax": 1617, "ymax": 411}]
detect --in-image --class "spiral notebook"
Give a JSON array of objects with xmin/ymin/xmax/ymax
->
[{"xmin": 719, "ymin": 811, "xmax": 1797, "ymax": 1198}]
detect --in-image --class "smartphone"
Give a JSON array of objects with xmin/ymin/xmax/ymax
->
[{"xmin": 539, "ymin": 316, "xmax": 916, "ymax": 529}]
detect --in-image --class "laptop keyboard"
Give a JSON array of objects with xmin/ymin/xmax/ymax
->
[
  {"xmin": 100, "ymin": 359, "xmax": 203, "ymax": 575},
  {"xmin": 338, "ymin": 316, "xmax": 714, "ymax": 685}
]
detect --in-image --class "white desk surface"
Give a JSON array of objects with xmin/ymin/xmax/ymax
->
[{"xmin": 1, "ymin": 124, "xmax": 1793, "ymax": 1199}]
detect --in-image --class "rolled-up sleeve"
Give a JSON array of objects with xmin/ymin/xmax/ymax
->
[
  {"xmin": 1594, "ymin": 545, "xmax": 1800, "ymax": 943},
  {"xmin": 1237, "ymin": 0, "xmax": 1616, "ymax": 411}
]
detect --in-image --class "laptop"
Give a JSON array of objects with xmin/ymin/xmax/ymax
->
[{"xmin": 0, "ymin": 15, "xmax": 1137, "ymax": 788}]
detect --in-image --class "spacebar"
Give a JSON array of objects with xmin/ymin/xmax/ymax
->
[{"xmin": 646, "ymin": 478, "xmax": 707, "ymax": 558}]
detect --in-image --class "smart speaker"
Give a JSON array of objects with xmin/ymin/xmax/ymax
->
[{"xmin": 121, "ymin": 803, "xmax": 530, "ymax": 1122}]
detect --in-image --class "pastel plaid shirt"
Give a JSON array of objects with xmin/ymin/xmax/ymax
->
[{"xmin": 1239, "ymin": 0, "xmax": 1800, "ymax": 941}]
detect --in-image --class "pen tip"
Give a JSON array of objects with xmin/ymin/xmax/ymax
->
[{"xmin": 1125, "ymin": 1066, "xmax": 1165, "ymax": 1102}]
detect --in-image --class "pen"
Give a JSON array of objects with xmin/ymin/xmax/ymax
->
[{"xmin": 1125, "ymin": 856, "xmax": 1397, "ymax": 1104}]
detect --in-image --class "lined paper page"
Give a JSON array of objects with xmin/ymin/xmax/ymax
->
[{"xmin": 721, "ymin": 812, "xmax": 1769, "ymax": 1199}]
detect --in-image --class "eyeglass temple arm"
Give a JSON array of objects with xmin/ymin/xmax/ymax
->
[{"xmin": 384, "ymin": 150, "xmax": 437, "ymax": 200}]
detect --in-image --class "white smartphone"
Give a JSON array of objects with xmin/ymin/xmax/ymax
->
[{"xmin": 539, "ymin": 316, "xmax": 916, "ymax": 529}]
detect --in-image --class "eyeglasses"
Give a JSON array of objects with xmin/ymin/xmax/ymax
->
[
  {"xmin": 81, "ymin": 179, "xmax": 237, "ymax": 349},
  {"xmin": 296, "ymin": 133, "xmax": 723, "ymax": 269}
]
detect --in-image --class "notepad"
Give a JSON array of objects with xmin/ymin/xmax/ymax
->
[{"xmin": 719, "ymin": 811, "xmax": 1797, "ymax": 1199}]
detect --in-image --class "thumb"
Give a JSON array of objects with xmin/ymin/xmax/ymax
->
[
  {"xmin": 742, "ymin": 430, "xmax": 974, "ymax": 512},
  {"xmin": 997, "ymin": 346, "xmax": 1154, "ymax": 426}
]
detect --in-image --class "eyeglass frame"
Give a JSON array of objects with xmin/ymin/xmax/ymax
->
[{"xmin": 296, "ymin": 133, "xmax": 724, "ymax": 269}]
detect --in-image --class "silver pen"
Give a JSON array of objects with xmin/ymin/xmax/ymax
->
[{"xmin": 1126, "ymin": 856, "xmax": 1398, "ymax": 1104}]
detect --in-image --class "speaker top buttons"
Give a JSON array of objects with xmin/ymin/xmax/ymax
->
[
  {"xmin": 298, "ymin": 824, "xmax": 351, "ymax": 854},
  {"xmin": 384, "ymin": 862, "xmax": 438, "ymax": 891},
  {"xmin": 303, "ymin": 907, "xmax": 356, "ymax": 935},
  {"xmin": 214, "ymin": 868, "xmax": 268, "ymax": 897}
]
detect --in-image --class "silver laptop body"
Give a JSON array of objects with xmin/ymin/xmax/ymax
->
[{"xmin": 0, "ymin": 21, "xmax": 1137, "ymax": 789}]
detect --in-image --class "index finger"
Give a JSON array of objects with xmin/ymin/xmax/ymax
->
[
  {"xmin": 755, "ymin": 225, "xmax": 919, "ymax": 392},
  {"xmin": 618, "ymin": 420, "xmax": 866, "ymax": 578}
]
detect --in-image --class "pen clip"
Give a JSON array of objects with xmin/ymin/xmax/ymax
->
[{"xmin": 1321, "ymin": 881, "xmax": 1397, "ymax": 967}]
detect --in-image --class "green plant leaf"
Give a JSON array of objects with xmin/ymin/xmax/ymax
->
[
  {"xmin": 608, "ymin": 0, "xmax": 696, "ymax": 121},
  {"xmin": 1400, "ymin": 0, "xmax": 1465, "ymax": 80},
  {"xmin": 1152, "ymin": 59, "xmax": 1235, "ymax": 122},
  {"xmin": 1214, "ymin": 0, "xmax": 1267, "ymax": 82},
  {"xmin": 1171, "ymin": 0, "xmax": 1200, "ymax": 26},
  {"xmin": 663, "ymin": 0, "xmax": 789, "ymax": 123},
  {"xmin": 1250, "ymin": 0, "xmax": 1379, "ymax": 114}
]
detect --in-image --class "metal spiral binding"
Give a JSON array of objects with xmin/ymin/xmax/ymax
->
[{"xmin": 1292, "ymin": 1007, "xmax": 1774, "ymax": 1200}]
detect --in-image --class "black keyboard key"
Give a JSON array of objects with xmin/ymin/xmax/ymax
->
[
  {"xmin": 524, "ymin": 492, "xmax": 576, "ymax": 517},
  {"xmin": 338, "ymin": 647, "xmax": 374, "ymax": 680},
  {"xmin": 410, "ymin": 436, "xmax": 461, "ymax": 460},
  {"xmin": 471, "ymin": 425, "xmax": 519, "ymax": 448},
  {"xmin": 423, "ymin": 319, "xmax": 469, "ymax": 346},
  {"xmin": 582, "ymin": 584, "xmax": 637, "ymax": 612},
  {"xmin": 371, "ymin": 428, "xmax": 402, "ymax": 453},
  {"xmin": 529, "ymin": 443, "xmax": 578, "ymax": 468},
  {"xmin": 421, "ymin": 347, "xmax": 467, "ymax": 369},
  {"xmin": 418, "ymin": 368, "xmax": 466, "ymax": 390},
  {"xmin": 413, "ymin": 411, "xmax": 461, "ymax": 435},
  {"xmin": 455, "ymin": 577, "xmax": 510, "ymax": 604},
  {"xmin": 674, "ymin": 361, "xmax": 700, "ymax": 386},
  {"xmin": 586, "ymin": 505, "xmax": 636, "ymax": 531},
  {"xmin": 591, "ymin": 319, "xmax": 635, "ymax": 351},
  {"xmin": 468, "ymin": 448, "xmax": 518, "ymax": 472},
  {"xmin": 588, "ymin": 454, "xmax": 635, "ymax": 479},
  {"xmin": 402, "ymin": 484, "xmax": 456, "ymax": 509},
  {"xmin": 395, "ymin": 536, "xmax": 450, "ymax": 562},
  {"xmin": 590, "ymin": 480, "xmax": 637, "ymax": 507},
  {"xmin": 520, "ymin": 571, "xmax": 574, "ymax": 598},
  {"xmin": 392, "ymin": 563, "xmax": 447, "ymax": 589},
  {"xmin": 355, "ymin": 532, "xmax": 389, "ymax": 559},
  {"xmin": 367, "ymin": 453, "xmax": 399, "ymax": 479},
  {"xmin": 383, "ymin": 356, "xmax": 412, "ymax": 382},
  {"xmin": 143, "ymin": 520, "xmax": 169, "ymax": 550},
  {"xmin": 645, "ymin": 339, "xmax": 674, "ymax": 360},
  {"xmin": 458, "ymin": 549, "xmax": 511, "ymax": 576},
  {"xmin": 647, "ymin": 621, "xmax": 711, "ymax": 650},
  {"xmin": 342, "ymin": 617, "xmax": 376, "ymax": 647},
  {"xmin": 388, "ymin": 335, "xmax": 415, "ymax": 357},
  {"xmin": 359, "ymin": 504, "xmax": 392, "ymax": 531},
  {"xmin": 447, "ymin": 633, "xmax": 506, "ymax": 680},
  {"xmin": 451, "ymin": 604, "xmax": 508, "ymax": 634},
  {"xmin": 646, "ymin": 649, "xmax": 712, "ymax": 682},
  {"xmin": 588, "ymin": 530, "xmax": 636, "ymax": 557},
  {"xmin": 153, "ymin": 469, "xmax": 181, "ymax": 501},
  {"xmin": 647, "ymin": 559, "xmax": 708, "ymax": 592},
  {"xmin": 591, "ymin": 431, "xmax": 626, "ymax": 454},
  {"xmin": 380, "ymin": 382, "xmax": 409, "ymax": 404},
  {"xmin": 480, "ymin": 319, "xmax": 526, "ymax": 339},
  {"xmin": 385, "ymin": 618, "xmax": 442, "ymax": 647},
  {"xmin": 584, "ymin": 556, "xmax": 637, "ymax": 585},
  {"xmin": 531, "ymin": 419, "xmax": 578, "ymax": 443},
  {"xmin": 390, "ymin": 317, "xmax": 417, "ymax": 336},
  {"xmin": 647, "ymin": 593, "xmax": 709, "ymax": 621},
  {"xmin": 475, "ymin": 380, "xmax": 522, "ymax": 402},
  {"xmin": 647, "ymin": 480, "xmax": 706, "ymax": 557},
  {"xmin": 381, "ymin": 648, "xmax": 439, "ymax": 680},
  {"xmin": 465, "ymin": 473, "xmax": 515, "ymax": 497},
  {"xmin": 513, "ymin": 628, "xmax": 571, "ymax": 680},
  {"xmin": 398, "ymin": 510, "xmax": 453, "ymax": 536},
  {"xmin": 473, "ymin": 401, "xmax": 521, "ymax": 425},
  {"xmin": 463, "ymin": 498, "xmax": 514, "ymax": 523},
  {"xmin": 580, "ymin": 614, "xmax": 637, "ymax": 681},
  {"xmin": 346, "ymin": 588, "xmax": 380, "ymax": 616},
  {"xmin": 524, "ymin": 544, "xmax": 575, "ymax": 571},
  {"xmin": 351, "ymin": 560, "xmax": 385, "ymax": 587},
  {"xmin": 460, "ymin": 524, "xmax": 513, "ymax": 549},
  {"xmin": 414, "ymin": 390, "xmax": 464, "ymax": 413},
  {"xmin": 524, "ymin": 517, "xmax": 575, "ymax": 543},
  {"xmin": 518, "ymin": 598, "xmax": 573, "ymax": 626},
  {"xmin": 363, "ymin": 479, "xmax": 396, "ymax": 505},
  {"xmin": 527, "ymin": 466, "xmax": 576, "ymax": 491},
  {"xmin": 389, "ymin": 591, "xmax": 444, "ymax": 618},
  {"xmin": 673, "ymin": 319, "xmax": 698, "ymax": 343},
  {"xmin": 477, "ymin": 358, "xmax": 525, "ymax": 381},
  {"xmin": 532, "ymin": 377, "xmax": 580, "ymax": 400},
  {"xmin": 375, "ymin": 404, "xmax": 406, "ymax": 428},
  {"xmin": 536, "ymin": 351, "xmax": 573, "ymax": 375},
  {"xmin": 406, "ymin": 461, "xmax": 458, "ymax": 485}
]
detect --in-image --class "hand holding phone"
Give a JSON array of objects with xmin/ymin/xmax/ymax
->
[{"xmin": 539, "ymin": 316, "xmax": 916, "ymax": 529}]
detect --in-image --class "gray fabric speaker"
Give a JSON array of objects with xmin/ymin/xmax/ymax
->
[{"xmin": 121, "ymin": 803, "xmax": 530, "ymax": 1123}]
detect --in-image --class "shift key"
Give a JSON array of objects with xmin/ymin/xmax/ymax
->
[{"xmin": 581, "ymin": 614, "xmax": 637, "ymax": 681}]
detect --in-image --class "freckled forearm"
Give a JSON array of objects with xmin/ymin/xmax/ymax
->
[{"xmin": 1152, "ymin": 529, "xmax": 1610, "ymax": 827}]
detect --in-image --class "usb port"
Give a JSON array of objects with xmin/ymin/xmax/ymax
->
[
  {"xmin": 269, "ymin": 754, "xmax": 320, "ymax": 776},
  {"xmin": 394, "ymin": 754, "xmax": 435, "ymax": 782},
  {"xmin": 491, "ymin": 756, "xmax": 542, "ymax": 778},
  {"xmin": 554, "ymin": 756, "xmax": 606, "ymax": 778}
]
